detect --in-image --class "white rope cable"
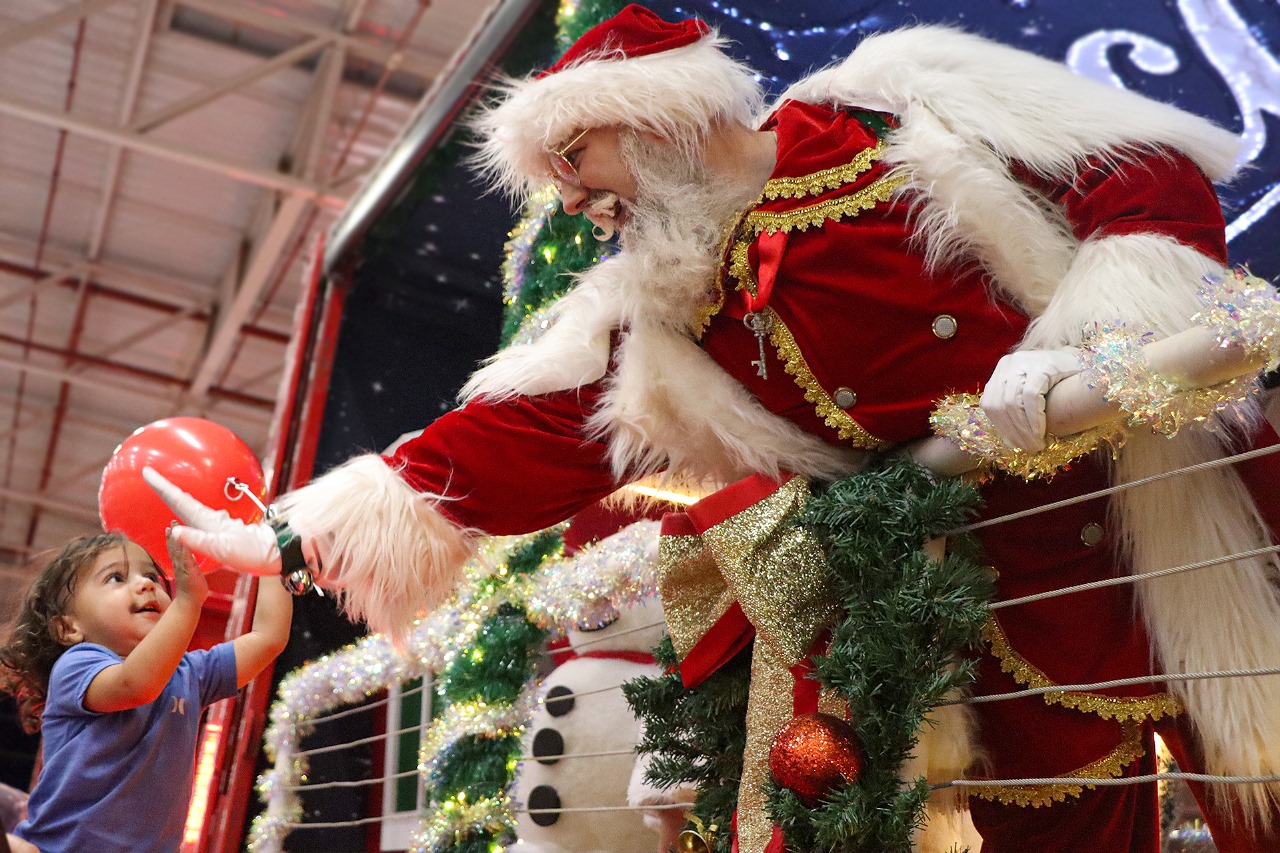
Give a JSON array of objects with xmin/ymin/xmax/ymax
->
[
  {"xmin": 989, "ymin": 543, "xmax": 1280, "ymax": 609},
  {"xmin": 288, "ymin": 768, "xmax": 420, "ymax": 792},
  {"xmin": 538, "ymin": 681, "xmax": 629, "ymax": 702},
  {"xmin": 296, "ymin": 722, "xmax": 423, "ymax": 758},
  {"xmin": 277, "ymin": 800, "xmax": 693, "ymax": 831},
  {"xmin": 288, "ymin": 684, "xmax": 427, "ymax": 733},
  {"xmin": 938, "ymin": 666, "xmax": 1280, "ymax": 707},
  {"xmin": 944, "ymin": 441, "xmax": 1280, "ymax": 536},
  {"xmin": 520, "ymin": 802, "xmax": 690, "ymax": 815},
  {"xmin": 282, "ymin": 814, "xmax": 392, "ymax": 829},
  {"xmin": 296, "ymin": 712, "xmax": 650, "ymax": 758},
  {"xmin": 309, "ymin": 695, "xmax": 392, "ymax": 724},
  {"xmin": 938, "ymin": 771, "xmax": 1280, "ymax": 792},
  {"xmin": 548, "ymin": 621, "xmax": 666, "ymax": 655},
  {"xmin": 517, "ymin": 748, "xmax": 638, "ymax": 761}
]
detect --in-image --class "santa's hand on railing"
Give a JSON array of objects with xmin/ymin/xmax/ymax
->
[
  {"xmin": 978, "ymin": 347, "xmax": 1082, "ymax": 453},
  {"xmin": 142, "ymin": 466, "xmax": 281, "ymax": 576}
]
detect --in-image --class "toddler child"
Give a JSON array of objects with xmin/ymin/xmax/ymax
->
[{"xmin": 0, "ymin": 529, "xmax": 291, "ymax": 853}]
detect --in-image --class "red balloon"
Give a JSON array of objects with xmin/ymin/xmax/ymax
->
[{"xmin": 98, "ymin": 418, "xmax": 266, "ymax": 575}]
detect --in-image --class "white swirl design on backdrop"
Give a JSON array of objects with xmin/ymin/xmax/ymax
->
[{"xmin": 1065, "ymin": 0, "xmax": 1280, "ymax": 242}]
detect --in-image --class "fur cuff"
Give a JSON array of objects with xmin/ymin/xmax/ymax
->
[{"xmin": 274, "ymin": 455, "xmax": 476, "ymax": 643}]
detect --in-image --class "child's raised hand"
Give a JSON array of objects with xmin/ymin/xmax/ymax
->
[{"xmin": 167, "ymin": 528, "xmax": 209, "ymax": 609}]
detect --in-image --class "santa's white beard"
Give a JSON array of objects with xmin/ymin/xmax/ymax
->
[{"xmin": 607, "ymin": 133, "xmax": 761, "ymax": 331}]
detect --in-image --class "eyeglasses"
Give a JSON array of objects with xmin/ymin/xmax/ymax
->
[{"xmin": 547, "ymin": 128, "xmax": 589, "ymax": 186}]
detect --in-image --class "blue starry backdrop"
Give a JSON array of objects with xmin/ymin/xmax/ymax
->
[{"xmin": 316, "ymin": 0, "xmax": 1280, "ymax": 469}]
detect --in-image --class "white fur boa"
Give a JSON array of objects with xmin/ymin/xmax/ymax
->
[{"xmin": 464, "ymin": 257, "xmax": 862, "ymax": 486}]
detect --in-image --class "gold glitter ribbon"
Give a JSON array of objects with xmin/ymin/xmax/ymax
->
[{"xmin": 659, "ymin": 476, "xmax": 839, "ymax": 853}]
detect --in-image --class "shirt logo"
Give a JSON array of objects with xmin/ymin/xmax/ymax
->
[{"xmin": 171, "ymin": 697, "xmax": 186, "ymax": 715}]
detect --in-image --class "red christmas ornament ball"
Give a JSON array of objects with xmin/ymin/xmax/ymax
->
[
  {"xmin": 99, "ymin": 417, "xmax": 265, "ymax": 575},
  {"xmin": 768, "ymin": 712, "xmax": 864, "ymax": 807}
]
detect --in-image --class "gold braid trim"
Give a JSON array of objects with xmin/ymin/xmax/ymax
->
[
  {"xmin": 758, "ymin": 140, "xmax": 887, "ymax": 200},
  {"xmin": 767, "ymin": 308, "xmax": 892, "ymax": 450},
  {"xmin": 727, "ymin": 237, "xmax": 756, "ymax": 297},
  {"xmin": 696, "ymin": 209, "xmax": 753, "ymax": 339},
  {"xmin": 745, "ymin": 174, "xmax": 907, "ymax": 236},
  {"xmin": 982, "ymin": 618, "xmax": 1183, "ymax": 722},
  {"xmin": 691, "ymin": 284, "xmax": 726, "ymax": 341},
  {"xmin": 970, "ymin": 720, "xmax": 1147, "ymax": 808}
]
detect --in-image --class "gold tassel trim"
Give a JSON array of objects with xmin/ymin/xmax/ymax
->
[
  {"xmin": 758, "ymin": 140, "xmax": 887, "ymax": 200},
  {"xmin": 982, "ymin": 618, "xmax": 1183, "ymax": 722},
  {"xmin": 767, "ymin": 308, "xmax": 892, "ymax": 450},
  {"xmin": 745, "ymin": 174, "xmax": 907, "ymax": 236},
  {"xmin": 970, "ymin": 719, "xmax": 1147, "ymax": 808}
]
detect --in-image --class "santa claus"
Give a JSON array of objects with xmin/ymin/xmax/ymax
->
[{"xmin": 146, "ymin": 5, "xmax": 1280, "ymax": 851}]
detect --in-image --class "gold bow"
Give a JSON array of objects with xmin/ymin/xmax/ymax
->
[{"xmin": 659, "ymin": 476, "xmax": 840, "ymax": 853}]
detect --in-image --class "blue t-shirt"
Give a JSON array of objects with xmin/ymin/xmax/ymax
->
[{"xmin": 15, "ymin": 642, "xmax": 239, "ymax": 853}]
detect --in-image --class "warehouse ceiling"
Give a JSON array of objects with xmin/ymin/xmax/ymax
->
[{"xmin": 0, "ymin": 0, "xmax": 512, "ymax": 610}]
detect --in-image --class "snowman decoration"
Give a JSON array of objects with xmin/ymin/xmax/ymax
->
[{"xmin": 514, "ymin": 596, "xmax": 677, "ymax": 853}]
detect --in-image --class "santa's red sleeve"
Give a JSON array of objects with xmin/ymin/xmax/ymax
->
[
  {"xmin": 386, "ymin": 381, "xmax": 624, "ymax": 533},
  {"xmin": 273, "ymin": 377, "xmax": 625, "ymax": 640},
  {"xmin": 1015, "ymin": 147, "xmax": 1227, "ymax": 264},
  {"xmin": 1014, "ymin": 145, "xmax": 1233, "ymax": 351}
]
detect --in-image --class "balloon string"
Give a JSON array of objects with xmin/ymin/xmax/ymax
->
[{"xmin": 225, "ymin": 477, "xmax": 269, "ymax": 516}]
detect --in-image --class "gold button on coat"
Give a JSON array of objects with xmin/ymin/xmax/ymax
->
[
  {"xmin": 833, "ymin": 387, "xmax": 857, "ymax": 408},
  {"xmin": 1080, "ymin": 522, "xmax": 1105, "ymax": 547},
  {"xmin": 932, "ymin": 314, "xmax": 958, "ymax": 339}
]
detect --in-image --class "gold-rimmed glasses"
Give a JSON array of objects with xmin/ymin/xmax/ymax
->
[{"xmin": 547, "ymin": 128, "xmax": 589, "ymax": 186}]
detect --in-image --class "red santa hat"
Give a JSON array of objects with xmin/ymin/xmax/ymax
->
[{"xmin": 472, "ymin": 4, "xmax": 763, "ymax": 197}]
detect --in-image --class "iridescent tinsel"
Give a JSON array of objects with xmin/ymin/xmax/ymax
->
[
  {"xmin": 1079, "ymin": 323, "xmax": 1258, "ymax": 436},
  {"xmin": 417, "ymin": 694, "xmax": 538, "ymax": 785},
  {"xmin": 929, "ymin": 392, "xmax": 1126, "ymax": 479},
  {"xmin": 412, "ymin": 793, "xmax": 518, "ymax": 853},
  {"xmin": 1193, "ymin": 268, "xmax": 1280, "ymax": 371},
  {"xmin": 247, "ymin": 522, "xmax": 661, "ymax": 853},
  {"xmin": 502, "ymin": 188, "xmax": 559, "ymax": 306},
  {"xmin": 931, "ymin": 271, "xmax": 1280, "ymax": 479}
]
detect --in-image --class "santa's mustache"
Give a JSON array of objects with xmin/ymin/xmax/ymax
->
[{"xmin": 585, "ymin": 191, "xmax": 622, "ymax": 241}]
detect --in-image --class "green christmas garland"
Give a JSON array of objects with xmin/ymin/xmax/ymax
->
[
  {"xmin": 629, "ymin": 458, "xmax": 994, "ymax": 853},
  {"xmin": 423, "ymin": 530, "xmax": 562, "ymax": 853}
]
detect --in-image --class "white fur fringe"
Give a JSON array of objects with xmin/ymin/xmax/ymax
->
[{"xmin": 274, "ymin": 455, "xmax": 477, "ymax": 644}]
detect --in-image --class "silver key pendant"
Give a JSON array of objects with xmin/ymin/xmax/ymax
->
[{"xmin": 743, "ymin": 311, "xmax": 774, "ymax": 380}]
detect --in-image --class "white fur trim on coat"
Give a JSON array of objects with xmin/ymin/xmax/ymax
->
[
  {"xmin": 592, "ymin": 322, "xmax": 864, "ymax": 486},
  {"xmin": 781, "ymin": 25, "xmax": 1241, "ymax": 183},
  {"xmin": 274, "ymin": 455, "xmax": 477, "ymax": 645},
  {"xmin": 461, "ymin": 273, "xmax": 618, "ymax": 402},
  {"xmin": 472, "ymin": 33, "xmax": 763, "ymax": 200}
]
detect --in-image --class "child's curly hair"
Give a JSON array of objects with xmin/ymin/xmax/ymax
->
[{"xmin": 0, "ymin": 533, "xmax": 130, "ymax": 733}]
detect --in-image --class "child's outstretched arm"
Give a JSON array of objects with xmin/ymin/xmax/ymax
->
[
  {"xmin": 83, "ymin": 532, "xmax": 208, "ymax": 713},
  {"xmin": 231, "ymin": 575, "xmax": 292, "ymax": 689}
]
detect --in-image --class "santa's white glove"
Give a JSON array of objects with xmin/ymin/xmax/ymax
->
[
  {"xmin": 979, "ymin": 348, "xmax": 1082, "ymax": 453},
  {"xmin": 142, "ymin": 467, "xmax": 281, "ymax": 576}
]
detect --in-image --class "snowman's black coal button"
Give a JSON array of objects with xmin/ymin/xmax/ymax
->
[
  {"xmin": 532, "ymin": 728, "xmax": 565, "ymax": 764},
  {"xmin": 528, "ymin": 784, "xmax": 561, "ymax": 826},
  {"xmin": 545, "ymin": 685, "xmax": 575, "ymax": 717}
]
